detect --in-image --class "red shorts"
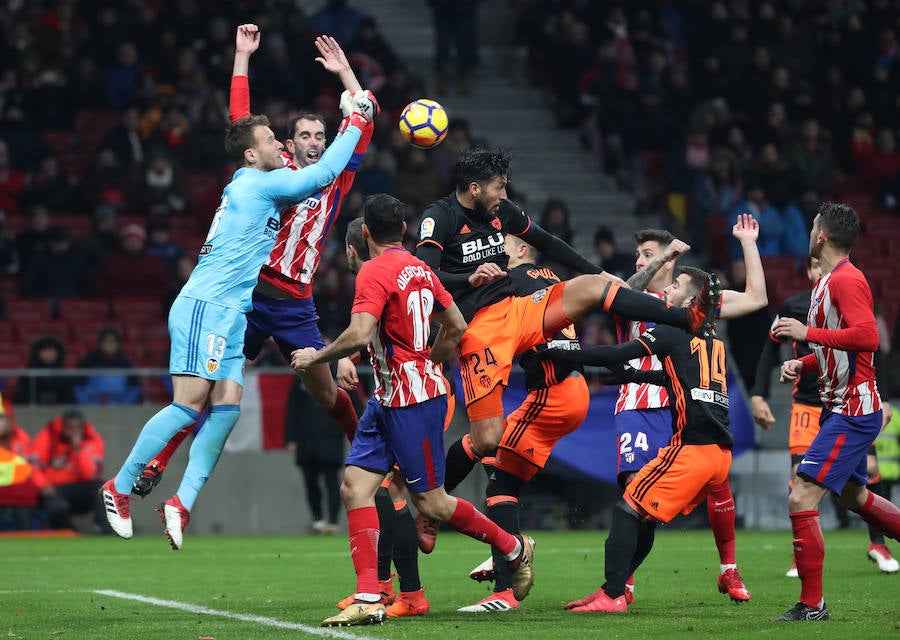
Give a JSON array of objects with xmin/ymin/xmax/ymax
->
[
  {"xmin": 495, "ymin": 374, "xmax": 590, "ymax": 482},
  {"xmin": 625, "ymin": 443, "xmax": 732, "ymax": 523},
  {"xmin": 458, "ymin": 282, "xmax": 572, "ymax": 415}
]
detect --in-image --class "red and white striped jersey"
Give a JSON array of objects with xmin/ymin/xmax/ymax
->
[
  {"xmin": 352, "ymin": 248, "xmax": 454, "ymax": 407},
  {"xmin": 806, "ymin": 259, "xmax": 881, "ymax": 416},
  {"xmin": 614, "ymin": 290, "xmax": 669, "ymax": 413},
  {"xmin": 229, "ymin": 75, "xmax": 372, "ymax": 298}
]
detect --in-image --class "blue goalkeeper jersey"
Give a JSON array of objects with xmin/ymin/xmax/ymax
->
[{"xmin": 179, "ymin": 126, "xmax": 362, "ymax": 312}]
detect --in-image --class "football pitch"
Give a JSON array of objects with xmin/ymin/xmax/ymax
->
[{"xmin": 3, "ymin": 529, "xmax": 898, "ymax": 639}]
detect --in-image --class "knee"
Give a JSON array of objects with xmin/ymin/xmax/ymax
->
[{"xmin": 470, "ymin": 419, "xmax": 503, "ymax": 454}]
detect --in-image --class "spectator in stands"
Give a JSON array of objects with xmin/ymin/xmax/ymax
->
[
  {"xmin": 20, "ymin": 226, "xmax": 91, "ymax": 298},
  {"xmin": 93, "ymin": 223, "xmax": 170, "ymax": 300},
  {"xmin": 78, "ymin": 204, "xmax": 121, "ymax": 279},
  {"xmin": 0, "ymin": 139, "xmax": 26, "ymax": 214},
  {"xmin": 593, "ymin": 225, "xmax": 631, "ymax": 279},
  {"xmin": 15, "ymin": 203, "xmax": 52, "ymax": 274},
  {"xmin": 750, "ymin": 143, "xmax": 792, "ymax": 212},
  {"xmin": 103, "ymin": 41, "xmax": 143, "ymax": 109},
  {"xmin": 0, "ymin": 413, "xmax": 39, "ymax": 530},
  {"xmin": 32, "ymin": 409, "xmax": 108, "ymax": 532},
  {"xmin": 394, "ymin": 149, "xmax": 444, "ymax": 212},
  {"xmin": 15, "ymin": 335, "xmax": 76, "ymax": 405},
  {"xmin": 74, "ymin": 326, "xmax": 142, "ymax": 405},
  {"xmin": 728, "ymin": 183, "xmax": 783, "ymax": 258},
  {"xmin": 22, "ymin": 153, "xmax": 77, "ymax": 213},
  {"xmin": 309, "ymin": 0, "xmax": 370, "ymax": 55},
  {"xmin": 98, "ymin": 106, "xmax": 147, "ymax": 174},
  {"xmin": 353, "ymin": 149, "xmax": 396, "ymax": 198},
  {"xmin": 136, "ymin": 153, "xmax": 187, "ymax": 216},
  {"xmin": 183, "ymin": 101, "xmax": 229, "ymax": 172},
  {"xmin": 692, "ymin": 149, "xmax": 742, "ymax": 253},
  {"xmin": 0, "ymin": 210, "xmax": 17, "ymax": 275},
  {"xmin": 145, "ymin": 218, "xmax": 184, "ymax": 276},
  {"xmin": 429, "ymin": 0, "xmax": 480, "ymax": 95},
  {"xmin": 79, "ymin": 148, "xmax": 132, "ymax": 212},
  {"xmin": 787, "ymin": 117, "xmax": 832, "ymax": 192},
  {"xmin": 540, "ymin": 198, "xmax": 574, "ymax": 244},
  {"xmin": 862, "ymin": 129, "xmax": 900, "ymax": 198}
]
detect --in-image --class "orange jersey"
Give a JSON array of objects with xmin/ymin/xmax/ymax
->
[
  {"xmin": 495, "ymin": 374, "xmax": 590, "ymax": 482},
  {"xmin": 788, "ymin": 402, "xmax": 823, "ymax": 455}
]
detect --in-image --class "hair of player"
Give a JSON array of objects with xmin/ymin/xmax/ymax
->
[
  {"xmin": 345, "ymin": 217, "xmax": 369, "ymax": 260},
  {"xmin": 815, "ymin": 201, "xmax": 860, "ymax": 251},
  {"xmin": 633, "ymin": 228, "xmax": 674, "ymax": 247},
  {"xmin": 675, "ymin": 265, "xmax": 709, "ymax": 298},
  {"xmin": 452, "ymin": 147, "xmax": 511, "ymax": 192},
  {"xmin": 224, "ymin": 114, "xmax": 271, "ymax": 163},
  {"xmin": 507, "ymin": 233, "xmax": 537, "ymax": 261},
  {"xmin": 285, "ymin": 111, "xmax": 327, "ymax": 140},
  {"xmin": 363, "ymin": 193, "xmax": 405, "ymax": 244}
]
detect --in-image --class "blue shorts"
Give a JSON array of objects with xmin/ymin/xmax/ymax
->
[
  {"xmin": 797, "ymin": 410, "xmax": 883, "ymax": 493},
  {"xmin": 614, "ymin": 408, "xmax": 672, "ymax": 484},
  {"xmin": 244, "ymin": 292, "xmax": 325, "ymax": 362},
  {"xmin": 346, "ymin": 395, "xmax": 448, "ymax": 494},
  {"xmin": 168, "ymin": 296, "xmax": 247, "ymax": 385}
]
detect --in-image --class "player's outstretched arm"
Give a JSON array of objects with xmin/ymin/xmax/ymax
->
[
  {"xmin": 720, "ymin": 213, "xmax": 768, "ymax": 319},
  {"xmin": 314, "ymin": 35, "xmax": 362, "ymax": 93},
  {"xmin": 290, "ymin": 312, "xmax": 378, "ymax": 373},
  {"xmin": 230, "ymin": 24, "xmax": 260, "ymax": 123},
  {"xmin": 626, "ymin": 238, "xmax": 690, "ymax": 290},
  {"xmin": 429, "ymin": 303, "xmax": 467, "ymax": 364},
  {"xmin": 537, "ymin": 339, "xmax": 650, "ymax": 368}
]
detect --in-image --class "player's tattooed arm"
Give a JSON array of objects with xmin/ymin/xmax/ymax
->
[{"xmin": 626, "ymin": 238, "xmax": 690, "ymax": 291}]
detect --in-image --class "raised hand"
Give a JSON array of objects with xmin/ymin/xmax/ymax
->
[
  {"xmin": 779, "ymin": 359, "xmax": 803, "ymax": 383},
  {"xmin": 732, "ymin": 213, "xmax": 759, "ymax": 242},
  {"xmin": 662, "ymin": 238, "xmax": 691, "ymax": 261},
  {"xmin": 236, "ymin": 24, "xmax": 260, "ymax": 54},
  {"xmin": 467, "ymin": 262, "xmax": 507, "ymax": 287},
  {"xmin": 314, "ymin": 35, "xmax": 351, "ymax": 75}
]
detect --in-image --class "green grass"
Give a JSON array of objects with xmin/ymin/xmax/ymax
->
[{"xmin": 2, "ymin": 529, "xmax": 899, "ymax": 639}]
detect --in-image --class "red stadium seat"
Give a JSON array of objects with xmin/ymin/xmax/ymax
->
[
  {"xmin": 57, "ymin": 298, "xmax": 112, "ymax": 321},
  {"xmin": 16, "ymin": 320, "xmax": 71, "ymax": 345},
  {"xmin": 0, "ymin": 351, "xmax": 26, "ymax": 370},
  {"xmin": 112, "ymin": 297, "xmax": 166, "ymax": 322},
  {"xmin": 6, "ymin": 299, "xmax": 52, "ymax": 321}
]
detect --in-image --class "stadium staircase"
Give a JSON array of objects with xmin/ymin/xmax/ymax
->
[{"xmin": 359, "ymin": 0, "xmax": 642, "ymax": 258}]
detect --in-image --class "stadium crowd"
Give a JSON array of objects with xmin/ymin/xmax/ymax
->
[{"xmin": 0, "ymin": 1, "xmax": 897, "ymax": 394}]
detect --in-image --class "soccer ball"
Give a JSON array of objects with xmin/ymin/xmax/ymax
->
[{"xmin": 398, "ymin": 99, "xmax": 448, "ymax": 149}]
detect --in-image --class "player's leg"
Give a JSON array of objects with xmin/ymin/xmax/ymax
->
[
  {"xmin": 555, "ymin": 273, "xmax": 721, "ymax": 336},
  {"xmin": 863, "ymin": 448, "xmax": 899, "ymax": 572},
  {"xmin": 386, "ymin": 479, "xmax": 429, "ymax": 618},
  {"xmin": 708, "ymin": 479, "xmax": 750, "ymax": 602},
  {"xmin": 837, "ymin": 442, "xmax": 900, "ymax": 544},
  {"xmin": 131, "ymin": 421, "xmax": 197, "ymax": 497},
  {"xmin": 613, "ymin": 407, "xmax": 672, "ymax": 603},
  {"xmin": 268, "ymin": 296, "xmax": 358, "ymax": 440},
  {"xmin": 160, "ymin": 378, "xmax": 243, "ymax": 551}
]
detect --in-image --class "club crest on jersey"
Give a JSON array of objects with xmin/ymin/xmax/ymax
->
[
  {"xmin": 205, "ymin": 358, "xmax": 219, "ymax": 374},
  {"xmin": 490, "ymin": 217, "xmax": 502, "ymax": 230},
  {"xmin": 479, "ymin": 375, "xmax": 492, "ymax": 389},
  {"xmin": 531, "ymin": 288, "xmax": 547, "ymax": 302},
  {"xmin": 420, "ymin": 217, "xmax": 436, "ymax": 239},
  {"xmin": 562, "ymin": 324, "xmax": 577, "ymax": 339}
]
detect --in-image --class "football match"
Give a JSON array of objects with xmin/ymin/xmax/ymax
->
[{"xmin": 1, "ymin": 1, "xmax": 900, "ymax": 638}]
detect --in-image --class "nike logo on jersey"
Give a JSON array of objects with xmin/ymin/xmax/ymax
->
[
  {"xmin": 405, "ymin": 476, "xmax": 423, "ymax": 484},
  {"xmin": 799, "ymin": 459, "xmax": 819, "ymax": 465}
]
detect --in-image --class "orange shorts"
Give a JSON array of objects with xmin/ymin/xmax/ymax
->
[
  {"xmin": 458, "ymin": 282, "xmax": 572, "ymax": 412},
  {"xmin": 625, "ymin": 443, "xmax": 732, "ymax": 523},
  {"xmin": 495, "ymin": 374, "xmax": 590, "ymax": 481},
  {"xmin": 788, "ymin": 402, "xmax": 822, "ymax": 455}
]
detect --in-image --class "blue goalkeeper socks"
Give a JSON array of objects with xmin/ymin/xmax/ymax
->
[
  {"xmin": 114, "ymin": 403, "xmax": 201, "ymax": 494},
  {"xmin": 175, "ymin": 404, "xmax": 240, "ymax": 511}
]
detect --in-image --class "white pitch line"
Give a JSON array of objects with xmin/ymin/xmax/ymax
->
[{"xmin": 92, "ymin": 590, "xmax": 383, "ymax": 640}]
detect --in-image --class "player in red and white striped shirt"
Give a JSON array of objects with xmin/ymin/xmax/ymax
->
[
  {"xmin": 612, "ymin": 215, "xmax": 767, "ymax": 603},
  {"xmin": 291, "ymin": 195, "xmax": 534, "ymax": 627},
  {"xmin": 131, "ymin": 25, "xmax": 372, "ymax": 497},
  {"xmin": 774, "ymin": 202, "xmax": 900, "ymax": 622}
]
